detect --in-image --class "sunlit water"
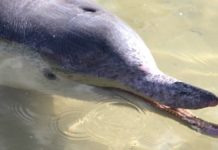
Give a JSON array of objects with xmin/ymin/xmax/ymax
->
[{"xmin": 0, "ymin": 0, "xmax": 218, "ymax": 150}]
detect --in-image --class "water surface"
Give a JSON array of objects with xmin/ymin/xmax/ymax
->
[{"xmin": 0, "ymin": 0, "xmax": 218, "ymax": 150}]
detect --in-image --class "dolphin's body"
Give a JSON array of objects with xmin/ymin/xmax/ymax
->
[{"xmin": 0, "ymin": 0, "xmax": 218, "ymax": 136}]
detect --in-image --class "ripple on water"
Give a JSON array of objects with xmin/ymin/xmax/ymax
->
[
  {"xmin": 4, "ymin": 97, "xmax": 41, "ymax": 124},
  {"xmin": 9, "ymin": 103, "xmax": 36, "ymax": 123},
  {"xmin": 0, "ymin": 87, "xmax": 52, "ymax": 125},
  {"xmin": 50, "ymin": 110, "xmax": 91, "ymax": 141},
  {"xmin": 84, "ymin": 101, "xmax": 147, "ymax": 146},
  {"xmin": 49, "ymin": 100, "xmax": 147, "ymax": 145}
]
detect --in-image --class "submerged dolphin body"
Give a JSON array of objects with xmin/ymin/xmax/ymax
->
[{"xmin": 0, "ymin": 0, "xmax": 218, "ymax": 136}]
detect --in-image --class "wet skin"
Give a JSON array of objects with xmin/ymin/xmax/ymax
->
[{"xmin": 0, "ymin": 0, "xmax": 218, "ymax": 137}]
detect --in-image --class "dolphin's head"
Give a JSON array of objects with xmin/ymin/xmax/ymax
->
[{"xmin": 0, "ymin": 0, "xmax": 217, "ymax": 109}]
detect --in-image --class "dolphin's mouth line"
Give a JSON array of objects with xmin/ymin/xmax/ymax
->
[{"xmin": 112, "ymin": 88, "xmax": 218, "ymax": 138}]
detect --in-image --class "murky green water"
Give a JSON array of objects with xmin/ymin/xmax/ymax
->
[{"xmin": 0, "ymin": 0, "xmax": 218, "ymax": 150}]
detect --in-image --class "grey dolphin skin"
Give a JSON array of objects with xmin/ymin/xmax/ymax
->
[{"xmin": 0, "ymin": 0, "xmax": 218, "ymax": 137}]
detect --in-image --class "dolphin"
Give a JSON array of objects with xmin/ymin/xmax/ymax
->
[{"xmin": 0, "ymin": 0, "xmax": 218, "ymax": 136}]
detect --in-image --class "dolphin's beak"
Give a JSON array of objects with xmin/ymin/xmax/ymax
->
[{"xmin": 122, "ymin": 72, "xmax": 218, "ymax": 109}]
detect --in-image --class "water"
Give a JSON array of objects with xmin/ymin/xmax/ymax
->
[{"xmin": 0, "ymin": 0, "xmax": 218, "ymax": 150}]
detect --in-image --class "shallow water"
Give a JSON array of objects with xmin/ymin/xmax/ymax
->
[{"xmin": 0, "ymin": 0, "xmax": 218, "ymax": 150}]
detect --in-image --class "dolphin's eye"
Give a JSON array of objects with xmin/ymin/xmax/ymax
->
[
  {"xmin": 81, "ymin": 7, "xmax": 97, "ymax": 13},
  {"xmin": 43, "ymin": 69, "xmax": 57, "ymax": 80}
]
